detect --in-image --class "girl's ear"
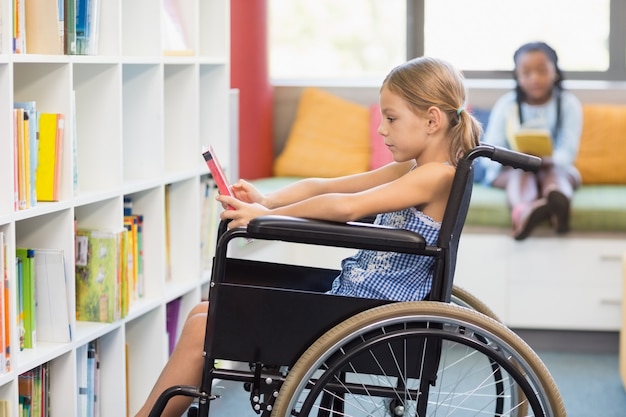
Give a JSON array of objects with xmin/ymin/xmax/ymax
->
[{"xmin": 426, "ymin": 106, "xmax": 443, "ymax": 132}]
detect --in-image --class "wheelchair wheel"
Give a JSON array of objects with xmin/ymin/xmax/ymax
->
[
  {"xmin": 451, "ymin": 285, "xmax": 501, "ymax": 322},
  {"xmin": 271, "ymin": 302, "xmax": 565, "ymax": 417}
]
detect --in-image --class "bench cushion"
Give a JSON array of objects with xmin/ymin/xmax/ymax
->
[{"xmin": 467, "ymin": 184, "xmax": 626, "ymax": 232}]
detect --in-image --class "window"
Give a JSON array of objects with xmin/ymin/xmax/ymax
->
[
  {"xmin": 269, "ymin": 0, "xmax": 626, "ymax": 81},
  {"xmin": 423, "ymin": 0, "xmax": 610, "ymax": 72},
  {"xmin": 269, "ymin": 0, "xmax": 407, "ymax": 82}
]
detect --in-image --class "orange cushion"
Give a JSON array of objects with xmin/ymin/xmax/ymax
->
[
  {"xmin": 273, "ymin": 88, "xmax": 370, "ymax": 178},
  {"xmin": 575, "ymin": 105, "xmax": 626, "ymax": 185}
]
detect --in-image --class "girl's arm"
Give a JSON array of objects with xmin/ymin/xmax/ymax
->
[
  {"xmin": 552, "ymin": 92, "xmax": 583, "ymax": 167},
  {"xmin": 219, "ymin": 162, "xmax": 455, "ymax": 229},
  {"xmin": 232, "ymin": 161, "xmax": 412, "ymax": 209}
]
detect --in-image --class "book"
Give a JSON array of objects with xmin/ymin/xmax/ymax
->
[
  {"xmin": 64, "ymin": 0, "xmax": 77, "ymax": 54},
  {"xmin": 202, "ymin": 145, "xmax": 234, "ymax": 209},
  {"xmin": 16, "ymin": 248, "xmax": 36, "ymax": 349},
  {"xmin": 3, "ymin": 246, "xmax": 9, "ymax": 370},
  {"xmin": 18, "ymin": 370, "xmax": 33, "ymax": 417},
  {"xmin": 166, "ymin": 298, "xmax": 181, "ymax": 355},
  {"xmin": 14, "ymin": 0, "xmax": 27, "ymax": 53},
  {"xmin": 25, "ymin": 0, "xmax": 63, "ymax": 54},
  {"xmin": 86, "ymin": 340, "xmax": 97, "ymax": 417},
  {"xmin": 75, "ymin": 229, "xmax": 121, "ymax": 323},
  {"xmin": 15, "ymin": 108, "xmax": 27, "ymax": 210},
  {"xmin": 36, "ymin": 113, "xmax": 65, "ymax": 202},
  {"xmin": 0, "ymin": 233, "xmax": 5, "ymax": 374},
  {"xmin": 34, "ymin": 249, "xmax": 72, "ymax": 343},
  {"xmin": 200, "ymin": 179, "xmax": 220, "ymax": 272},
  {"xmin": 77, "ymin": 343, "xmax": 88, "ymax": 416},
  {"xmin": 164, "ymin": 185, "xmax": 172, "ymax": 281},
  {"xmin": 12, "ymin": 110, "xmax": 19, "ymax": 210},
  {"xmin": 14, "ymin": 101, "xmax": 38, "ymax": 207},
  {"xmin": 16, "ymin": 256, "xmax": 24, "ymax": 351},
  {"xmin": 0, "ymin": 399, "xmax": 9, "ymax": 417},
  {"xmin": 509, "ymin": 128, "xmax": 553, "ymax": 157},
  {"xmin": 162, "ymin": 0, "xmax": 192, "ymax": 56}
]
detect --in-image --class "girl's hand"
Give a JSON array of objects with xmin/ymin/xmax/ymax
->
[
  {"xmin": 540, "ymin": 156, "xmax": 554, "ymax": 167},
  {"xmin": 217, "ymin": 195, "xmax": 270, "ymax": 229},
  {"xmin": 230, "ymin": 179, "xmax": 267, "ymax": 206}
]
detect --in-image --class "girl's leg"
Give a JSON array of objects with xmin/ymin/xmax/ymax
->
[
  {"xmin": 134, "ymin": 301, "xmax": 209, "ymax": 417},
  {"xmin": 539, "ymin": 165, "xmax": 580, "ymax": 234},
  {"xmin": 493, "ymin": 168, "xmax": 548, "ymax": 240}
]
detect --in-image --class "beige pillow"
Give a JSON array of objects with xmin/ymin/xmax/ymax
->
[{"xmin": 273, "ymin": 88, "xmax": 370, "ymax": 178}]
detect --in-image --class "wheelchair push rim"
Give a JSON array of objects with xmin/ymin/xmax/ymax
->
[{"xmin": 271, "ymin": 301, "xmax": 565, "ymax": 417}]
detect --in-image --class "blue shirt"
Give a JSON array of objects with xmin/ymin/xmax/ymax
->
[
  {"xmin": 481, "ymin": 89, "xmax": 583, "ymax": 185},
  {"xmin": 328, "ymin": 207, "xmax": 441, "ymax": 301}
]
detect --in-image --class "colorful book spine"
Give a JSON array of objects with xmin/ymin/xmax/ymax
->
[
  {"xmin": 14, "ymin": 101, "xmax": 38, "ymax": 207},
  {"xmin": 0, "ymin": 233, "xmax": 5, "ymax": 374},
  {"xmin": 16, "ymin": 248, "xmax": 36, "ymax": 349},
  {"xmin": 36, "ymin": 113, "xmax": 64, "ymax": 202}
]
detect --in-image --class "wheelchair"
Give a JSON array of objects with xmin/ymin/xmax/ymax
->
[{"xmin": 149, "ymin": 145, "xmax": 566, "ymax": 417}]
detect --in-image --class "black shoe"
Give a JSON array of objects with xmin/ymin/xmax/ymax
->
[{"xmin": 547, "ymin": 190, "xmax": 570, "ymax": 234}]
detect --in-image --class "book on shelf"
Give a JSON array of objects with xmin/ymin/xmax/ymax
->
[
  {"xmin": 18, "ymin": 363, "xmax": 49, "ymax": 417},
  {"xmin": 3, "ymin": 243, "xmax": 9, "ymax": 371},
  {"xmin": 37, "ymin": 113, "xmax": 65, "ymax": 202},
  {"xmin": 12, "ymin": 110, "xmax": 19, "ymax": 210},
  {"xmin": 14, "ymin": 101, "xmax": 38, "ymax": 207},
  {"xmin": 162, "ymin": 0, "xmax": 193, "ymax": 56},
  {"xmin": 13, "ymin": 0, "xmax": 27, "ymax": 53},
  {"xmin": 123, "ymin": 197, "xmax": 145, "ymax": 302},
  {"xmin": 164, "ymin": 185, "xmax": 172, "ymax": 281},
  {"xmin": 200, "ymin": 178, "xmax": 221, "ymax": 272},
  {"xmin": 25, "ymin": 0, "xmax": 64, "ymax": 54},
  {"xmin": 166, "ymin": 297, "xmax": 181, "ymax": 356},
  {"xmin": 509, "ymin": 128, "xmax": 553, "ymax": 157},
  {"xmin": 14, "ymin": 108, "xmax": 28, "ymax": 210},
  {"xmin": 71, "ymin": 90, "xmax": 79, "ymax": 194},
  {"xmin": 77, "ymin": 340, "xmax": 99, "ymax": 417},
  {"xmin": 16, "ymin": 256, "xmax": 24, "ymax": 351},
  {"xmin": 34, "ymin": 249, "xmax": 72, "ymax": 343},
  {"xmin": 64, "ymin": 0, "xmax": 76, "ymax": 54},
  {"xmin": 86, "ymin": 340, "xmax": 97, "ymax": 417},
  {"xmin": 0, "ymin": 233, "xmax": 7, "ymax": 374},
  {"xmin": 16, "ymin": 248, "xmax": 36, "ymax": 349},
  {"xmin": 65, "ymin": 0, "xmax": 100, "ymax": 55},
  {"xmin": 75, "ymin": 229, "xmax": 122, "ymax": 323},
  {"xmin": 0, "ymin": 399, "xmax": 8, "ymax": 417}
]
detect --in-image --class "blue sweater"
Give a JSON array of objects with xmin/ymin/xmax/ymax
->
[{"xmin": 481, "ymin": 88, "xmax": 583, "ymax": 185}]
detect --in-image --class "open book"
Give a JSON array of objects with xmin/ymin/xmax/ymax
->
[{"xmin": 509, "ymin": 129, "xmax": 553, "ymax": 157}]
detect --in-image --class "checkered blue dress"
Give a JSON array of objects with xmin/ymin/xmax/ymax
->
[{"xmin": 328, "ymin": 207, "xmax": 441, "ymax": 301}]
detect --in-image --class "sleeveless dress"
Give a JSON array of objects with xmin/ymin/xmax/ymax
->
[{"xmin": 327, "ymin": 207, "xmax": 441, "ymax": 301}]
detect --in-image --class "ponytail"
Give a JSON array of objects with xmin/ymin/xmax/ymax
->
[{"xmin": 448, "ymin": 108, "xmax": 482, "ymax": 165}]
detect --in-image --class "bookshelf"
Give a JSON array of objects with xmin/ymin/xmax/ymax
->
[{"xmin": 0, "ymin": 0, "xmax": 230, "ymax": 416}]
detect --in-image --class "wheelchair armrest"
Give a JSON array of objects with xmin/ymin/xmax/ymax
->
[{"xmin": 246, "ymin": 215, "xmax": 427, "ymax": 254}]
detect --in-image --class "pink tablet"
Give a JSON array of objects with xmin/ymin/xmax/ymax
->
[{"xmin": 202, "ymin": 146, "xmax": 234, "ymax": 208}]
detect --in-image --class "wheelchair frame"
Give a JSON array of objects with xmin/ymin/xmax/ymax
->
[{"xmin": 148, "ymin": 145, "xmax": 566, "ymax": 417}]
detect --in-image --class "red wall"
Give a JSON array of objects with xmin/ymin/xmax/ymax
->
[{"xmin": 231, "ymin": 0, "xmax": 274, "ymax": 179}]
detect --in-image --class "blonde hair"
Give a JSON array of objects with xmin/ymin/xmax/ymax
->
[{"xmin": 381, "ymin": 57, "xmax": 482, "ymax": 165}]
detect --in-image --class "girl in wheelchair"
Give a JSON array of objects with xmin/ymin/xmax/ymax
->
[{"xmin": 135, "ymin": 56, "xmax": 482, "ymax": 417}]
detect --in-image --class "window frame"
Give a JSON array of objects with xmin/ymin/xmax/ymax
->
[{"xmin": 410, "ymin": 0, "xmax": 626, "ymax": 81}]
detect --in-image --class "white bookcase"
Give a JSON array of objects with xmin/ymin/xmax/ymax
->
[{"xmin": 0, "ymin": 0, "xmax": 230, "ymax": 415}]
